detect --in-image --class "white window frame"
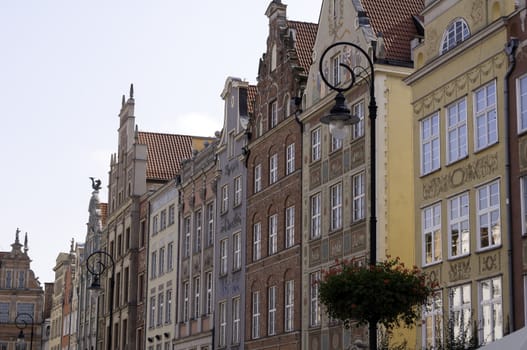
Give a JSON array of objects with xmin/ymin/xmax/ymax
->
[
  {"xmin": 285, "ymin": 206, "xmax": 295, "ymax": 248},
  {"xmin": 477, "ymin": 180, "xmax": 501, "ymax": 250},
  {"xmin": 449, "ymin": 283, "xmax": 472, "ymax": 341},
  {"xmin": 441, "ymin": 18, "xmax": 470, "ymax": 54},
  {"xmin": 422, "ymin": 203, "xmax": 442, "ymax": 265},
  {"xmin": 233, "ymin": 232, "xmax": 241, "ymax": 270},
  {"xmin": 221, "ymin": 184, "xmax": 229, "ymax": 213},
  {"xmin": 517, "ymin": 74, "xmax": 527, "ymax": 133},
  {"xmin": 151, "ymin": 251, "xmax": 157, "ymax": 279},
  {"xmin": 159, "ymin": 247, "xmax": 165, "ymax": 276},
  {"xmin": 193, "ymin": 277, "xmax": 200, "ymax": 319},
  {"xmin": 206, "ymin": 272, "xmax": 213, "ymax": 315},
  {"xmin": 310, "ymin": 271, "xmax": 320, "ymax": 327},
  {"xmin": 284, "ymin": 280, "xmax": 294, "ymax": 332},
  {"xmin": 167, "ymin": 242, "xmax": 174, "ymax": 271},
  {"xmin": 254, "ymin": 164, "xmax": 262, "ymax": 193},
  {"xmin": 311, "ymin": 128, "xmax": 321, "ymax": 162},
  {"xmin": 166, "ymin": 289, "xmax": 172, "ymax": 323},
  {"xmin": 252, "ymin": 291, "xmax": 260, "ymax": 339},
  {"xmin": 183, "ymin": 282, "xmax": 189, "ymax": 322},
  {"xmin": 157, "ymin": 292, "xmax": 164, "ymax": 326},
  {"xmin": 330, "ymin": 183, "xmax": 343, "ymax": 231},
  {"xmin": 194, "ymin": 210, "xmax": 202, "ymax": 253},
  {"xmin": 311, "ymin": 193, "xmax": 321, "ymax": 239},
  {"xmin": 479, "ymin": 277, "xmax": 503, "ymax": 344},
  {"xmin": 447, "ymin": 97, "xmax": 468, "ymax": 164},
  {"xmin": 269, "ymin": 214, "xmax": 278, "ymax": 255},
  {"xmin": 232, "ymin": 297, "xmax": 240, "ymax": 344},
  {"xmin": 422, "ymin": 291, "xmax": 443, "ymax": 349},
  {"xmin": 352, "ymin": 100, "xmax": 365, "ymax": 139},
  {"xmin": 448, "ymin": 192, "xmax": 470, "ymax": 258},
  {"xmin": 149, "ymin": 296, "xmax": 156, "ymax": 328},
  {"xmin": 253, "ymin": 222, "xmax": 261, "ymax": 261},
  {"xmin": 331, "ymin": 53, "xmax": 341, "ymax": 86},
  {"xmin": 220, "ymin": 239, "xmax": 228, "ymax": 275},
  {"xmin": 269, "ymin": 153, "xmax": 278, "ymax": 184},
  {"xmin": 218, "ymin": 301, "xmax": 227, "ymax": 347},
  {"xmin": 184, "ymin": 217, "xmax": 191, "ymax": 257},
  {"xmin": 234, "ymin": 176, "xmax": 242, "ymax": 207},
  {"xmin": 207, "ymin": 202, "xmax": 215, "ymax": 246},
  {"xmin": 270, "ymin": 100, "xmax": 278, "ymax": 128},
  {"xmin": 268, "ymin": 286, "xmax": 277, "ymax": 335},
  {"xmin": 331, "ymin": 135, "xmax": 343, "ymax": 152},
  {"xmin": 421, "ymin": 112, "xmax": 440, "ymax": 175},
  {"xmin": 474, "ymin": 80, "xmax": 497, "ymax": 151},
  {"xmin": 286, "ymin": 143, "xmax": 295, "ymax": 175},
  {"xmin": 353, "ymin": 172, "xmax": 365, "ymax": 222}
]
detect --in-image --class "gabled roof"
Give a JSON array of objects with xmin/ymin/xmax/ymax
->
[
  {"xmin": 288, "ymin": 20, "xmax": 318, "ymax": 71},
  {"xmin": 362, "ymin": 0, "xmax": 424, "ymax": 63},
  {"xmin": 137, "ymin": 132, "xmax": 194, "ymax": 181}
]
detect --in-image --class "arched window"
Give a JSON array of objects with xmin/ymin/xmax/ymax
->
[{"xmin": 440, "ymin": 19, "xmax": 470, "ymax": 54}]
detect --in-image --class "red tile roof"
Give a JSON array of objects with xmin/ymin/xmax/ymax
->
[
  {"xmin": 248, "ymin": 85, "xmax": 257, "ymax": 114},
  {"xmin": 99, "ymin": 203, "xmax": 108, "ymax": 227},
  {"xmin": 137, "ymin": 132, "xmax": 194, "ymax": 181},
  {"xmin": 288, "ymin": 20, "xmax": 318, "ymax": 72},
  {"xmin": 362, "ymin": 0, "xmax": 424, "ymax": 63}
]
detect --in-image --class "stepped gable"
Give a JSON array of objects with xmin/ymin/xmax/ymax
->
[
  {"xmin": 138, "ymin": 131, "xmax": 194, "ymax": 181},
  {"xmin": 287, "ymin": 20, "xmax": 318, "ymax": 71},
  {"xmin": 362, "ymin": 0, "xmax": 424, "ymax": 63}
]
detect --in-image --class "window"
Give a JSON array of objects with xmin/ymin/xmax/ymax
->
[
  {"xmin": 182, "ymin": 282, "xmax": 189, "ymax": 322},
  {"xmin": 449, "ymin": 193, "xmax": 470, "ymax": 258},
  {"xmin": 311, "ymin": 128, "xmax": 321, "ymax": 162},
  {"xmin": 219, "ymin": 301, "xmax": 226, "ymax": 347},
  {"xmin": 474, "ymin": 81, "xmax": 497, "ymax": 151},
  {"xmin": 421, "ymin": 112, "xmax": 440, "ymax": 175},
  {"xmin": 228, "ymin": 131, "xmax": 235, "ymax": 158},
  {"xmin": 447, "ymin": 98, "xmax": 468, "ymax": 163},
  {"xmin": 194, "ymin": 277, "xmax": 200, "ymax": 319},
  {"xmin": 206, "ymin": 272, "xmax": 213, "ymax": 314},
  {"xmin": 160, "ymin": 209, "xmax": 167, "ymax": 230},
  {"xmin": 422, "ymin": 203, "xmax": 442, "ymax": 265},
  {"xmin": 353, "ymin": 172, "xmax": 365, "ymax": 222},
  {"xmin": 157, "ymin": 292, "xmax": 164, "ymax": 326},
  {"xmin": 232, "ymin": 297, "xmax": 240, "ymax": 344},
  {"xmin": 518, "ymin": 75, "xmax": 527, "ymax": 133},
  {"xmin": 17, "ymin": 271, "xmax": 25, "ymax": 289},
  {"xmin": 253, "ymin": 222, "xmax": 261, "ymax": 261},
  {"xmin": 221, "ymin": 184, "xmax": 229, "ymax": 213},
  {"xmin": 449, "ymin": 284, "xmax": 471, "ymax": 341},
  {"xmin": 0, "ymin": 303, "xmax": 8, "ymax": 323},
  {"xmin": 220, "ymin": 239, "xmax": 228, "ymax": 275},
  {"xmin": 330, "ymin": 183, "xmax": 342, "ymax": 231},
  {"xmin": 168, "ymin": 204, "xmax": 175, "ymax": 225},
  {"xmin": 167, "ymin": 242, "xmax": 174, "ymax": 271},
  {"xmin": 268, "ymin": 286, "xmax": 277, "ymax": 335},
  {"xmin": 477, "ymin": 181, "xmax": 501, "ymax": 250},
  {"xmin": 194, "ymin": 210, "xmax": 202, "ymax": 252},
  {"xmin": 166, "ymin": 289, "xmax": 172, "ymax": 323},
  {"xmin": 286, "ymin": 143, "xmax": 295, "ymax": 175},
  {"xmin": 151, "ymin": 251, "xmax": 157, "ymax": 279},
  {"xmin": 479, "ymin": 277, "xmax": 503, "ymax": 344},
  {"xmin": 311, "ymin": 193, "xmax": 321, "ymax": 239},
  {"xmin": 269, "ymin": 153, "xmax": 278, "ymax": 184},
  {"xmin": 441, "ymin": 19, "xmax": 470, "ymax": 54},
  {"xmin": 269, "ymin": 214, "xmax": 278, "ymax": 255},
  {"xmin": 352, "ymin": 101, "xmax": 365, "ymax": 139},
  {"xmin": 153, "ymin": 215, "xmax": 159, "ymax": 235},
  {"xmin": 331, "ymin": 135, "xmax": 343, "ymax": 152},
  {"xmin": 423, "ymin": 291, "xmax": 443, "ymax": 349},
  {"xmin": 234, "ymin": 176, "xmax": 242, "ymax": 207},
  {"xmin": 331, "ymin": 53, "xmax": 341, "ymax": 86},
  {"xmin": 285, "ymin": 280, "xmax": 294, "ymax": 332},
  {"xmin": 149, "ymin": 296, "xmax": 155, "ymax": 328},
  {"xmin": 522, "ymin": 176, "xmax": 527, "ymax": 235},
  {"xmin": 270, "ymin": 100, "xmax": 278, "ymax": 128},
  {"xmin": 310, "ymin": 272, "xmax": 320, "ymax": 326},
  {"xmin": 252, "ymin": 291, "xmax": 260, "ymax": 339},
  {"xmin": 285, "ymin": 206, "xmax": 295, "ymax": 248},
  {"xmin": 184, "ymin": 217, "xmax": 191, "ymax": 257},
  {"xmin": 207, "ymin": 203, "xmax": 215, "ymax": 246},
  {"xmin": 159, "ymin": 247, "xmax": 165, "ymax": 276},
  {"xmin": 233, "ymin": 232, "xmax": 241, "ymax": 270},
  {"xmin": 254, "ymin": 164, "xmax": 262, "ymax": 193}
]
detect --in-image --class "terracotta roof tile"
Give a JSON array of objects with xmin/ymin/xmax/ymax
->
[
  {"xmin": 99, "ymin": 203, "xmax": 108, "ymax": 227},
  {"xmin": 248, "ymin": 85, "xmax": 257, "ymax": 115},
  {"xmin": 288, "ymin": 20, "xmax": 318, "ymax": 72},
  {"xmin": 137, "ymin": 132, "xmax": 194, "ymax": 181},
  {"xmin": 362, "ymin": 0, "xmax": 424, "ymax": 63}
]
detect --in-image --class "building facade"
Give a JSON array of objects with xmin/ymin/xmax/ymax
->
[{"xmin": 406, "ymin": 0, "xmax": 517, "ymax": 347}]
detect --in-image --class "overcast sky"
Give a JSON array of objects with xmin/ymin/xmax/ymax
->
[{"xmin": 0, "ymin": 1, "xmax": 322, "ymax": 283}]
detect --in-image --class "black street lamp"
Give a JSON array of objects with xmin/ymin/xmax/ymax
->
[
  {"xmin": 86, "ymin": 250, "xmax": 115, "ymax": 350},
  {"xmin": 15, "ymin": 312, "xmax": 34, "ymax": 350},
  {"xmin": 319, "ymin": 41, "xmax": 378, "ymax": 350}
]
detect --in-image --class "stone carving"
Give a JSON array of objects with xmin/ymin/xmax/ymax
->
[
  {"xmin": 220, "ymin": 212, "xmax": 242, "ymax": 233},
  {"xmin": 351, "ymin": 229, "xmax": 366, "ymax": 253},
  {"xmin": 310, "ymin": 245, "xmax": 321, "ymax": 266},
  {"xmin": 329, "ymin": 235, "xmax": 343, "ymax": 258},
  {"xmin": 310, "ymin": 165, "xmax": 321, "ymax": 190},
  {"xmin": 89, "ymin": 177, "xmax": 102, "ymax": 191},
  {"xmin": 479, "ymin": 251, "xmax": 501, "ymax": 274},
  {"xmin": 471, "ymin": 0, "xmax": 484, "ymax": 25},
  {"xmin": 350, "ymin": 140, "xmax": 365, "ymax": 169},
  {"xmin": 329, "ymin": 154, "xmax": 343, "ymax": 180},
  {"xmin": 422, "ymin": 153, "xmax": 498, "ymax": 200},
  {"xmin": 448, "ymin": 259, "xmax": 471, "ymax": 282}
]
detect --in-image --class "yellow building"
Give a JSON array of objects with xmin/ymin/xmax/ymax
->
[
  {"xmin": 300, "ymin": 0, "xmax": 423, "ymax": 348},
  {"xmin": 406, "ymin": 0, "xmax": 518, "ymax": 347}
]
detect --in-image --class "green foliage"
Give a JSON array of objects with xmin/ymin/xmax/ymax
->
[{"xmin": 318, "ymin": 257, "xmax": 437, "ymax": 329}]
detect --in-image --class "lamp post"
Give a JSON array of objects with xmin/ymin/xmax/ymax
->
[
  {"xmin": 86, "ymin": 250, "xmax": 115, "ymax": 350},
  {"xmin": 319, "ymin": 41, "xmax": 378, "ymax": 350},
  {"xmin": 15, "ymin": 312, "xmax": 34, "ymax": 350}
]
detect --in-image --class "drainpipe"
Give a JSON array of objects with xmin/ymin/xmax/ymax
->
[{"xmin": 504, "ymin": 37, "xmax": 519, "ymax": 333}]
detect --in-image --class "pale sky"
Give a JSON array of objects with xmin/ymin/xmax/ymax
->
[{"xmin": 0, "ymin": 1, "xmax": 321, "ymax": 283}]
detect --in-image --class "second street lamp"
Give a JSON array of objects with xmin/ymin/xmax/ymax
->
[
  {"xmin": 318, "ymin": 41, "xmax": 378, "ymax": 350},
  {"xmin": 86, "ymin": 250, "xmax": 115, "ymax": 350}
]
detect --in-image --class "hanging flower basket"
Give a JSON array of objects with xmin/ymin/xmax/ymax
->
[{"xmin": 319, "ymin": 256, "xmax": 437, "ymax": 329}]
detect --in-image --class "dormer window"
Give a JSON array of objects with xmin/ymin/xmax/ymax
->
[{"xmin": 441, "ymin": 19, "xmax": 470, "ymax": 54}]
